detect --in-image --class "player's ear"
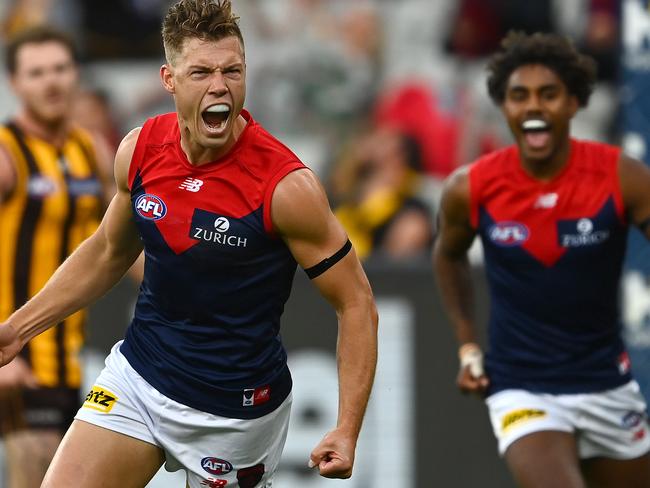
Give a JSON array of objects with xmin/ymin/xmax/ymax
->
[{"xmin": 160, "ymin": 64, "xmax": 175, "ymax": 94}]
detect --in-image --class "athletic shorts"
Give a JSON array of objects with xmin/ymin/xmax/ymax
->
[
  {"xmin": 75, "ymin": 341, "xmax": 291, "ymax": 488},
  {"xmin": 486, "ymin": 380, "xmax": 650, "ymax": 459},
  {"xmin": 0, "ymin": 386, "xmax": 79, "ymax": 434}
]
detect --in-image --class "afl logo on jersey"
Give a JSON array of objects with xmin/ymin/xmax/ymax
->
[
  {"xmin": 488, "ymin": 222, "xmax": 529, "ymax": 247},
  {"xmin": 135, "ymin": 194, "xmax": 167, "ymax": 220}
]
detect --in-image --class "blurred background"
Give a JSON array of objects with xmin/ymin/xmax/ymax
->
[{"xmin": 1, "ymin": 0, "xmax": 650, "ymax": 486}]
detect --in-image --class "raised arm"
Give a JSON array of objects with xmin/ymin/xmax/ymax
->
[
  {"xmin": 432, "ymin": 166, "xmax": 488, "ymax": 394},
  {"xmin": 271, "ymin": 168, "xmax": 378, "ymax": 479},
  {"xmin": 0, "ymin": 128, "xmax": 144, "ymax": 367},
  {"xmin": 618, "ymin": 153, "xmax": 650, "ymax": 241}
]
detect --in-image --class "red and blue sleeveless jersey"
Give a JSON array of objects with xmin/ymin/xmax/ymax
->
[
  {"xmin": 469, "ymin": 139, "xmax": 632, "ymax": 395},
  {"xmin": 121, "ymin": 110, "xmax": 304, "ymax": 418}
]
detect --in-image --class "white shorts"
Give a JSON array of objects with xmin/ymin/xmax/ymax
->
[
  {"xmin": 486, "ymin": 381, "xmax": 650, "ymax": 459},
  {"xmin": 75, "ymin": 341, "xmax": 291, "ymax": 488}
]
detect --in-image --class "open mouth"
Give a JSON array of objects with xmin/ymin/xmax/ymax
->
[
  {"xmin": 521, "ymin": 119, "xmax": 550, "ymax": 149},
  {"xmin": 202, "ymin": 104, "xmax": 230, "ymax": 132}
]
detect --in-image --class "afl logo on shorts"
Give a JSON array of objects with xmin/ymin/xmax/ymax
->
[
  {"xmin": 488, "ymin": 222, "xmax": 529, "ymax": 247},
  {"xmin": 201, "ymin": 457, "xmax": 233, "ymax": 475},
  {"xmin": 135, "ymin": 194, "xmax": 167, "ymax": 220}
]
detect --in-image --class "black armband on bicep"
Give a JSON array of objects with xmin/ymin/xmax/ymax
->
[{"xmin": 304, "ymin": 239, "xmax": 352, "ymax": 279}]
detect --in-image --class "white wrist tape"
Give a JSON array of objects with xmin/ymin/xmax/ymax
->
[{"xmin": 459, "ymin": 344, "xmax": 484, "ymax": 378}]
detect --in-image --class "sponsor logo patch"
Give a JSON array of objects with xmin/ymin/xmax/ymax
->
[
  {"xmin": 488, "ymin": 222, "xmax": 529, "ymax": 247},
  {"xmin": 214, "ymin": 216, "xmax": 230, "ymax": 232},
  {"xmin": 179, "ymin": 177, "xmax": 204, "ymax": 193},
  {"xmin": 501, "ymin": 408, "xmax": 546, "ymax": 433},
  {"xmin": 135, "ymin": 194, "xmax": 167, "ymax": 220},
  {"xmin": 67, "ymin": 177, "xmax": 102, "ymax": 197},
  {"xmin": 27, "ymin": 175, "xmax": 57, "ymax": 197},
  {"xmin": 243, "ymin": 385, "xmax": 271, "ymax": 407},
  {"xmin": 558, "ymin": 217, "xmax": 609, "ymax": 247},
  {"xmin": 189, "ymin": 210, "xmax": 248, "ymax": 248},
  {"xmin": 534, "ymin": 192, "xmax": 558, "ymax": 209},
  {"xmin": 83, "ymin": 386, "xmax": 118, "ymax": 413},
  {"xmin": 201, "ymin": 457, "xmax": 233, "ymax": 476}
]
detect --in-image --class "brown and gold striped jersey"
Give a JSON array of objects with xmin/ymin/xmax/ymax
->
[{"xmin": 0, "ymin": 121, "xmax": 104, "ymax": 389}]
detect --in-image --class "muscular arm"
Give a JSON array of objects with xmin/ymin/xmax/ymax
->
[
  {"xmin": 432, "ymin": 167, "xmax": 487, "ymax": 392},
  {"xmin": 618, "ymin": 154, "xmax": 650, "ymax": 241},
  {"xmin": 272, "ymin": 169, "xmax": 378, "ymax": 479},
  {"xmin": 0, "ymin": 128, "xmax": 143, "ymax": 364}
]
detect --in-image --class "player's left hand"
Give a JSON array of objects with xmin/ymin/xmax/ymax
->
[
  {"xmin": 308, "ymin": 428, "xmax": 356, "ymax": 479},
  {"xmin": 0, "ymin": 323, "xmax": 23, "ymax": 368}
]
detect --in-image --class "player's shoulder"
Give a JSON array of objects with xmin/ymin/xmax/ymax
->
[
  {"xmin": 118, "ymin": 127, "xmax": 142, "ymax": 155},
  {"xmin": 117, "ymin": 113, "xmax": 177, "ymax": 162},
  {"xmin": 271, "ymin": 167, "xmax": 330, "ymax": 239},
  {"xmin": 445, "ymin": 145, "xmax": 516, "ymax": 199},
  {"xmin": 114, "ymin": 127, "xmax": 142, "ymax": 188},
  {"xmin": 570, "ymin": 138, "xmax": 621, "ymax": 176},
  {"xmin": 0, "ymin": 123, "xmax": 16, "ymax": 142},
  {"xmin": 439, "ymin": 164, "xmax": 471, "ymax": 212},
  {"xmin": 0, "ymin": 122, "xmax": 24, "ymax": 153},
  {"xmin": 138, "ymin": 112, "xmax": 178, "ymax": 146},
  {"xmin": 571, "ymin": 138, "xmax": 618, "ymax": 155},
  {"xmin": 241, "ymin": 111, "xmax": 305, "ymax": 175},
  {"xmin": 570, "ymin": 138, "xmax": 620, "ymax": 163},
  {"xmin": 468, "ymin": 144, "xmax": 517, "ymax": 175}
]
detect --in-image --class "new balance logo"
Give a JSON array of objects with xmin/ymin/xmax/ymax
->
[
  {"xmin": 179, "ymin": 178, "xmax": 204, "ymax": 192},
  {"xmin": 534, "ymin": 192, "xmax": 558, "ymax": 209}
]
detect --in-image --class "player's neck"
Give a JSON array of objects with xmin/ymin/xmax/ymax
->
[
  {"xmin": 519, "ymin": 138, "xmax": 572, "ymax": 182},
  {"xmin": 14, "ymin": 110, "xmax": 70, "ymax": 149},
  {"xmin": 181, "ymin": 114, "xmax": 247, "ymax": 166}
]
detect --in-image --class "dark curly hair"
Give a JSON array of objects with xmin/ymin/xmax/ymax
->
[
  {"xmin": 162, "ymin": 0, "xmax": 243, "ymax": 65},
  {"xmin": 486, "ymin": 31, "xmax": 597, "ymax": 107}
]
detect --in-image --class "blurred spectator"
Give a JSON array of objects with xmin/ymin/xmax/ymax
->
[
  {"xmin": 241, "ymin": 0, "xmax": 382, "ymax": 135},
  {"xmin": 374, "ymin": 81, "xmax": 461, "ymax": 178},
  {"xmin": 373, "ymin": 80, "xmax": 501, "ymax": 179},
  {"xmin": 331, "ymin": 127, "xmax": 434, "ymax": 261},
  {"xmin": 71, "ymin": 87, "xmax": 122, "ymax": 153}
]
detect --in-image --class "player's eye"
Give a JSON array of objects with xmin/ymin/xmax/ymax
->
[
  {"xmin": 508, "ymin": 90, "xmax": 527, "ymax": 102},
  {"xmin": 541, "ymin": 88, "xmax": 559, "ymax": 100},
  {"xmin": 224, "ymin": 68, "xmax": 242, "ymax": 78}
]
